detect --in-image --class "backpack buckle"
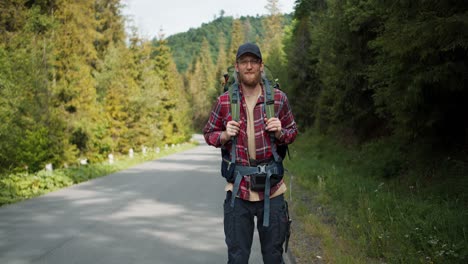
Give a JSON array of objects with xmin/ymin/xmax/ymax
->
[{"xmin": 257, "ymin": 164, "xmax": 267, "ymax": 174}]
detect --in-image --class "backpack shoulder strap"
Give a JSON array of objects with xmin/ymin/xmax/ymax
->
[
  {"xmin": 263, "ymin": 77, "xmax": 275, "ymax": 119},
  {"xmin": 228, "ymin": 82, "xmax": 240, "ymax": 166},
  {"xmin": 229, "ymin": 83, "xmax": 240, "ymax": 122},
  {"xmin": 227, "ymin": 82, "xmax": 243, "ymax": 204},
  {"xmin": 262, "ymin": 77, "xmax": 282, "ymax": 162}
]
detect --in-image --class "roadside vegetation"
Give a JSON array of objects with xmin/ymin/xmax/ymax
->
[
  {"xmin": 285, "ymin": 130, "xmax": 467, "ymax": 263},
  {"xmin": 0, "ymin": 143, "xmax": 196, "ymax": 206}
]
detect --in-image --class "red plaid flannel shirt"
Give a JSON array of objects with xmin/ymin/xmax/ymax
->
[{"xmin": 203, "ymin": 85, "xmax": 298, "ymax": 200}]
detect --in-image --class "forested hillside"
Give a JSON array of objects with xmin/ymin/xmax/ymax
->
[
  {"xmin": 0, "ymin": 0, "xmax": 191, "ymax": 173},
  {"xmin": 166, "ymin": 14, "xmax": 292, "ymax": 73}
]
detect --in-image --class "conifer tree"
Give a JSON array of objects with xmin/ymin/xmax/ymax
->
[
  {"xmin": 285, "ymin": 0, "xmax": 324, "ymax": 129},
  {"xmin": 91, "ymin": 0, "xmax": 128, "ymax": 158},
  {"xmin": 0, "ymin": 1, "xmax": 28, "ymax": 170},
  {"xmin": 261, "ymin": 0, "xmax": 287, "ymax": 91},
  {"xmin": 168, "ymin": 57, "xmax": 192, "ymax": 142},
  {"xmin": 0, "ymin": 4, "xmax": 67, "ymax": 170},
  {"xmin": 228, "ymin": 19, "xmax": 245, "ymax": 64},
  {"xmin": 94, "ymin": 0, "xmax": 126, "ymax": 59},
  {"xmin": 129, "ymin": 36, "xmax": 165, "ymax": 148},
  {"xmin": 189, "ymin": 38, "xmax": 217, "ymax": 130},
  {"xmin": 262, "ymin": 0, "xmax": 283, "ymax": 62},
  {"xmin": 368, "ymin": 0, "xmax": 468, "ymax": 149},
  {"xmin": 0, "ymin": 0, "xmax": 28, "ymax": 43},
  {"xmin": 153, "ymin": 34, "xmax": 191, "ymax": 143},
  {"xmin": 215, "ymin": 33, "xmax": 229, "ymax": 93},
  {"xmin": 95, "ymin": 43, "xmax": 139, "ymax": 153},
  {"xmin": 51, "ymin": 0, "xmax": 100, "ymax": 160},
  {"xmin": 315, "ymin": 0, "xmax": 379, "ymax": 140}
]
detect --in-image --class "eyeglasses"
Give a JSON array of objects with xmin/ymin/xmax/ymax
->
[{"xmin": 237, "ymin": 58, "xmax": 261, "ymax": 66}]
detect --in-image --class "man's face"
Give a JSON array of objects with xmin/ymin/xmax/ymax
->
[{"xmin": 235, "ymin": 54, "xmax": 264, "ymax": 87}]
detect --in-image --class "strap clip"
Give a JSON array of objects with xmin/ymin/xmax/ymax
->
[{"xmin": 257, "ymin": 164, "xmax": 267, "ymax": 174}]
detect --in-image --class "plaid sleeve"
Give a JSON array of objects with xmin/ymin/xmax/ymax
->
[
  {"xmin": 203, "ymin": 94, "xmax": 230, "ymax": 148},
  {"xmin": 275, "ymin": 89, "xmax": 298, "ymax": 145}
]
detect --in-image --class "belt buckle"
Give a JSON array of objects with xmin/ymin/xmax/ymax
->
[{"xmin": 257, "ymin": 164, "xmax": 267, "ymax": 174}]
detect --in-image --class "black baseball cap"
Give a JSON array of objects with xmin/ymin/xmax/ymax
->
[{"xmin": 236, "ymin": 42, "xmax": 262, "ymax": 60}]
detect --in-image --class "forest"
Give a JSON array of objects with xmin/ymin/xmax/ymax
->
[
  {"xmin": 1, "ymin": 0, "xmax": 467, "ymax": 262},
  {"xmin": 0, "ymin": 0, "xmax": 192, "ymax": 173}
]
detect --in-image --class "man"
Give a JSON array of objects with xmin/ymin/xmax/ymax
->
[{"xmin": 203, "ymin": 42, "xmax": 298, "ymax": 264}]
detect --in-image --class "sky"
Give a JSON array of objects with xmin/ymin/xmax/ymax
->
[{"xmin": 121, "ymin": 0, "xmax": 297, "ymax": 38}]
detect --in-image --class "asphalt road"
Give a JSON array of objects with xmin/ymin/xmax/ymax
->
[{"xmin": 0, "ymin": 135, "xmax": 291, "ymax": 264}]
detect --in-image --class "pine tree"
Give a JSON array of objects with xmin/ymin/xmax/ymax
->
[
  {"xmin": 215, "ymin": 33, "xmax": 229, "ymax": 93},
  {"xmin": 262, "ymin": 0, "xmax": 283, "ymax": 62},
  {"xmin": 168, "ymin": 57, "xmax": 192, "ymax": 143},
  {"xmin": 95, "ymin": 42, "xmax": 139, "ymax": 153},
  {"xmin": 129, "ymin": 36, "xmax": 165, "ymax": 148},
  {"xmin": 92, "ymin": 0, "xmax": 130, "ymax": 157},
  {"xmin": 0, "ymin": 0, "xmax": 28, "ymax": 43},
  {"xmin": 228, "ymin": 19, "xmax": 245, "ymax": 64},
  {"xmin": 51, "ymin": 0, "xmax": 100, "ymax": 161},
  {"xmin": 285, "ymin": 0, "xmax": 325, "ymax": 129},
  {"xmin": 0, "ymin": 3, "xmax": 67, "ymax": 171},
  {"xmin": 189, "ymin": 38, "xmax": 218, "ymax": 130},
  {"xmin": 368, "ymin": 0, "xmax": 468, "ymax": 149},
  {"xmin": 94, "ymin": 0, "xmax": 125, "ymax": 59},
  {"xmin": 314, "ymin": 0, "xmax": 380, "ymax": 140},
  {"xmin": 153, "ymin": 35, "xmax": 191, "ymax": 143},
  {"xmin": 261, "ymin": 0, "xmax": 287, "ymax": 91}
]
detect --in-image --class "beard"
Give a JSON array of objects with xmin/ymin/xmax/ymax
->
[{"xmin": 239, "ymin": 71, "xmax": 261, "ymax": 87}]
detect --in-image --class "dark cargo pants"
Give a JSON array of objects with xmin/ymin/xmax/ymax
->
[{"xmin": 224, "ymin": 191, "xmax": 288, "ymax": 264}]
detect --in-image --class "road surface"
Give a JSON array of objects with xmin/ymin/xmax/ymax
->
[{"xmin": 0, "ymin": 135, "xmax": 292, "ymax": 264}]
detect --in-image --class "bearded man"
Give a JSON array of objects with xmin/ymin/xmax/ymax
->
[{"xmin": 203, "ymin": 42, "xmax": 298, "ymax": 264}]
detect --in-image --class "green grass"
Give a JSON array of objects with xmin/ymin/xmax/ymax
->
[
  {"xmin": 0, "ymin": 142, "xmax": 197, "ymax": 206},
  {"xmin": 284, "ymin": 130, "xmax": 468, "ymax": 263}
]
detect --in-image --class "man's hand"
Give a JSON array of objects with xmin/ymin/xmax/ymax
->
[
  {"xmin": 221, "ymin": 120, "xmax": 241, "ymax": 144},
  {"xmin": 264, "ymin": 117, "xmax": 282, "ymax": 139}
]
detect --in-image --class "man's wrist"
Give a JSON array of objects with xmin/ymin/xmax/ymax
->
[
  {"xmin": 220, "ymin": 131, "xmax": 230, "ymax": 145},
  {"xmin": 275, "ymin": 129, "xmax": 285, "ymax": 140}
]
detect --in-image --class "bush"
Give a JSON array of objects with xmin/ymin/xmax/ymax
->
[{"xmin": 359, "ymin": 136, "xmax": 406, "ymax": 179}]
